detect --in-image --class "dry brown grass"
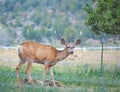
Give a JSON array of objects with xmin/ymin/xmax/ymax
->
[{"xmin": 0, "ymin": 48, "xmax": 120, "ymax": 67}]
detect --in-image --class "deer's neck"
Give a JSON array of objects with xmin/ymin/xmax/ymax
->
[{"xmin": 56, "ymin": 48, "xmax": 70, "ymax": 61}]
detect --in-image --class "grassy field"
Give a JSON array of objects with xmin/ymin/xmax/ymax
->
[
  {"xmin": 0, "ymin": 63, "xmax": 120, "ymax": 92},
  {"xmin": 0, "ymin": 48, "xmax": 120, "ymax": 92}
]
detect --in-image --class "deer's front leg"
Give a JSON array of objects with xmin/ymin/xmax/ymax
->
[
  {"xmin": 48, "ymin": 67, "xmax": 56, "ymax": 86},
  {"xmin": 43, "ymin": 64, "xmax": 49, "ymax": 86}
]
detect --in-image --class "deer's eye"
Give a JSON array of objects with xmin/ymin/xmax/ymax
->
[
  {"xmin": 71, "ymin": 47, "xmax": 74, "ymax": 49},
  {"xmin": 67, "ymin": 46, "xmax": 70, "ymax": 48}
]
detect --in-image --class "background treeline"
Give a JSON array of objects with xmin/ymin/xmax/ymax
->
[{"xmin": 0, "ymin": 0, "xmax": 119, "ymax": 46}]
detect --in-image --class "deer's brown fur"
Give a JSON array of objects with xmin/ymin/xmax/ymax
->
[{"xmin": 16, "ymin": 38, "xmax": 81, "ymax": 86}]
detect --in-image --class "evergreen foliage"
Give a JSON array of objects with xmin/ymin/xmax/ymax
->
[{"xmin": 85, "ymin": 0, "xmax": 120, "ymax": 35}]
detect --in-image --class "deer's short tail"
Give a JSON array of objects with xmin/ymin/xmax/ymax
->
[{"xmin": 17, "ymin": 45, "xmax": 23, "ymax": 56}]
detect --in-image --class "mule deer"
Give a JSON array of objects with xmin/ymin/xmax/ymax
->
[{"xmin": 16, "ymin": 38, "xmax": 81, "ymax": 86}]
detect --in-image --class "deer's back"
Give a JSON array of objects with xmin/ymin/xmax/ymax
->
[{"xmin": 18, "ymin": 41, "xmax": 57, "ymax": 64}]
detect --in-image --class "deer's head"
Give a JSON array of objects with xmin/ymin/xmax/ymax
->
[{"xmin": 61, "ymin": 38, "xmax": 81, "ymax": 54}]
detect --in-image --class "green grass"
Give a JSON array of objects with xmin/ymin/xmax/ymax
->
[{"xmin": 0, "ymin": 64, "xmax": 120, "ymax": 92}]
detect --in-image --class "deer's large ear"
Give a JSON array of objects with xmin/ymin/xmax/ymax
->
[
  {"xmin": 75, "ymin": 39, "xmax": 81, "ymax": 45},
  {"xmin": 61, "ymin": 38, "xmax": 66, "ymax": 45}
]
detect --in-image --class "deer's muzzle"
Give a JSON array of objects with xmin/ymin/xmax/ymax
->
[{"xmin": 70, "ymin": 52, "xmax": 74, "ymax": 54}]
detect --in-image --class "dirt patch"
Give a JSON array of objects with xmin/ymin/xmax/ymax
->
[{"xmin": 20, "ymin": 79, "xmax": 64, "ymax": 87}]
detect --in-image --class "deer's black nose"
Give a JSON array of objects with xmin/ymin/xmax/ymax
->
[{"xmin": 70, "ymin": 52, "xmax": 74, "ymax": 54}]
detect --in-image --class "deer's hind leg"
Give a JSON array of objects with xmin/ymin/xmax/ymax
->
[
  {"xmin": 16, "ymin": 58, "xmax": 26, "ymax": 85},
  {"xmin": 25, "ymin": 62, "xmax": 33, "ymax": 84}
]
